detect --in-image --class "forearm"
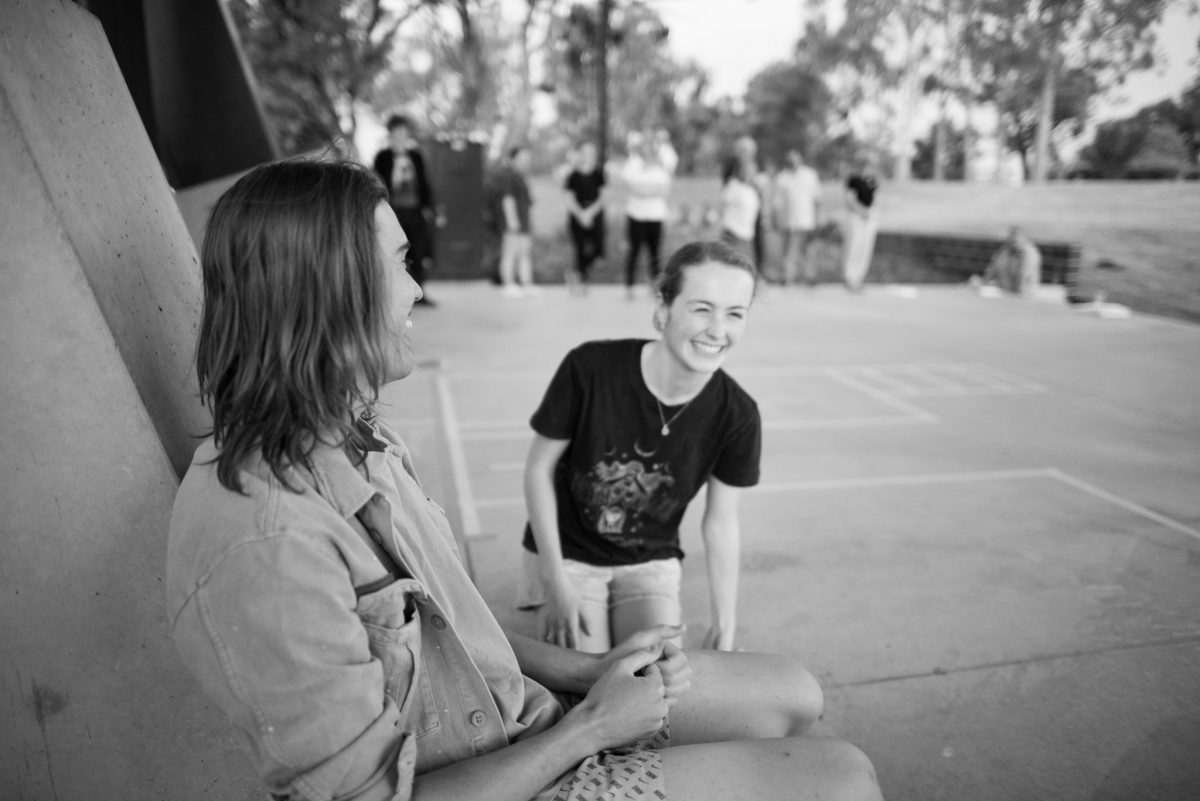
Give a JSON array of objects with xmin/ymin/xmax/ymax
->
[
  {"xmin": 524, "ymin": 466, "xmax": 569, "ymax": 583},
  {"xmin": 413, "ymin": 718, "xmax": 594, "ymax": 801},
  {"xmin": 702, "ymin": 519, "xmax": 741, "ymax": 642},
  {"xmin": 505, "ymin": 630, "xmax": 600, "ymax": 693}
]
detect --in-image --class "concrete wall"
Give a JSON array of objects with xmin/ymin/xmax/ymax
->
[
  {"xmin": 3, "ymin": 0, "xmax": 209, "ymax": 477},
  {"xmin": 1, "ymin": 1, "xmax": 258, "ymax": 797}
]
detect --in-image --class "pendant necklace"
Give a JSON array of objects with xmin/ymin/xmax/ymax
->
[{"xmin": 655, "ymin": 395, "xmax": 695, "ymax": 436}]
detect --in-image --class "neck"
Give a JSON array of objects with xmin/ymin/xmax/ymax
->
[{"xmin": 641, "ymin": 341, "xmax": 710, "ymax": 404}]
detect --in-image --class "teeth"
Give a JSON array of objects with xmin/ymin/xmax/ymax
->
[
  {"xmin": 405, "ymin": 320, "xmax": 413, "ymax": 329},
  {"xmin": 693, "ymin": 341, "xmax": 722, "ymax": 354}
]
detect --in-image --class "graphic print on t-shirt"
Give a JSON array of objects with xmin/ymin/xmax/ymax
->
[{"xmin": 570, "ymin": 446, "xmax": 684, "ymax": 546}]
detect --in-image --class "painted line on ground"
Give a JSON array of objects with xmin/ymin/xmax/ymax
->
[
  {"xmin": 1048, "ymin": 469, "xmax": 1200, "ymax": 543},
  {"xmin": 825, "ymin": 369, "xmax": 939, "ymax": 423},
  {"xmin": 753, "ymin": 468, "xmax": 1056, "ymax": 493},
  {"xmin": 434, "ymin": 373, "xmax": 482, "ymax": 538},
  {"xmin": 469, "ymin": 468, "xmax": 1200, "ymax": 549}
]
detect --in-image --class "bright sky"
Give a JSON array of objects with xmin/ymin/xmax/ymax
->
[{"xmin": 653, "ymin": 0, "xmax": 1200, "ymax": 121}]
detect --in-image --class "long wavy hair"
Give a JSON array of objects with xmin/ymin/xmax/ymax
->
[{"xmin": 197, "ymin": 160, "xmax": 390, "ymax": 492}]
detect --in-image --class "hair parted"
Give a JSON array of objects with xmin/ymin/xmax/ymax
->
[
  {"xmin": 654, "ymin": 240, "xmax": 759, "ymax": 307},
  {"xmin": 196, "ymin": 159, "xmax": 390, "ymax": 493}
]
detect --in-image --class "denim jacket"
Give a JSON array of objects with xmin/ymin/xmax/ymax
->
[{"xmin": 166, "ymin": 421, "xmax": 563, "ymax": 801}]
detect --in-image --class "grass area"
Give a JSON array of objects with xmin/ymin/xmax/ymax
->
[{"xmin": 525, "ymin": 175, "xmax": 1200, "ymax": 324}]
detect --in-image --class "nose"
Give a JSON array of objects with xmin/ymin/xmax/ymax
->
[
  {"xmin": 410, "ymin": 271, "xmax": 423, "ymax": 303},
  {"xmin": 706, "ymin": 314, "xmax": 726, "ymax": 338}
]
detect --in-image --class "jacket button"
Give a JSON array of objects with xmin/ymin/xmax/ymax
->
[
  {"xmin": 431, "ymin": 615, "xmax": 446, "ymax": 630},
  {"xmin": 469, "ymin": 710, "xmax": 487, "ymax": 727}
]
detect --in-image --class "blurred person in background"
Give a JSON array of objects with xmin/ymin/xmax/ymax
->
[
  {"xmin": 773, "ymin": 148, "xmax": 822, "ymax": 286},
  {"xmin": 564, "ymin": 140, "xmax": 607, "ymax": 294},
  {"xmin": 373, "ymin": 114, "xmax": 436, "ymax": 306},
  {"xmin": 717, "ymin": 158, "xmax": 760, "ymax": 263},
  {"xmin": 842, "ymin": 157, "xmax": 879, "ymax": 292},
  {"xmin": 620, "ymin": 132, "xmax": 672, "ymax": 299},
  {"xmin": 498, "ymin": 145, "xmax": 537, "ymax": 297}
]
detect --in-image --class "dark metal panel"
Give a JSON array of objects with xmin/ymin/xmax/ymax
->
[{"xmin": 428, "ymin": 137, "xmax": 487, "ymax": 279}]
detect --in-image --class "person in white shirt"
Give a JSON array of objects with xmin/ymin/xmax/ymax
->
[
  {"xmin": 718, "ymin": 158, "xmax": 761, "ymax": 263},
  {"xmin": 773, "ymin": 149, "xmax": 822, "ymax": 286},
  {"xmin": 621, "ymin": 133, "xmax": 672, "ymax": 297}
]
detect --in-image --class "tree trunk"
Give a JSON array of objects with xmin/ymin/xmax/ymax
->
[
  {"xmin": 504, "ymin": 2, "xmax": 537, "ymax": 152},
  {"xmin": 1032, "ymin": 52, "xmax": 1059, "ymax": 182},
  {"xmin": 455, "ymin": 0, "xmax": 483, "ymax": 127}
]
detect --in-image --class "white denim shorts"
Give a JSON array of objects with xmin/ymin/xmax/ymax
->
[{"xmin": 517, "ymin": 549, "xmax": 682, "ymax": 613}]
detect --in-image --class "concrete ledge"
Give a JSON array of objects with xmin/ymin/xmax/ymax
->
[{"xmin": 874, "ymin": 230, "xmax": 1082, "ymax": 287}]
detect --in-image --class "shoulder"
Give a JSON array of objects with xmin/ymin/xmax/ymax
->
[
  {"xmin": 570, "ymin": 338, "xmax": 645, "ymax": 364},
  {"xmin": 712, "ymin": 371, "xmax": 760, "ymax": 418},
  {"xmin": 167, "ymin": 450, "xmax": 351, "ymax": 613}
]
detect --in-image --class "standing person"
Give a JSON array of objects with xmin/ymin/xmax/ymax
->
[
  {"xmin": 842, "ymin": 160, "xmax": 879, "ymax": 291},
  {"xmin": 519, "ymin": 240, "xmax": 762, "ymax": 655},
  {"xmin": 621, "ymin": 133, "xmax": 672, "ymax": 299},
  {"xmin": 498, "ymin": 145, "xmax": 536, "ymax": 297},
  {"xmin": 717, "ymin": 158, "xmax": 760, "ymax": 263},
  {"xmin": 733, "ymin": 135, "xmax": 768, "ymax": 270},
  {"xmin": 373, "ymin": 113, "xmax": 436, "ymax": 306},
  {"xmin": 774, "ymin": 148, "xmax": 823, "ymax": 286},
  {"xmin": 564, "ymin": 141, "xmax": 607, "ymax": 293},
  {"xmin": 168, "ymin": 159, "xmax": 883, "ymax": 801}
]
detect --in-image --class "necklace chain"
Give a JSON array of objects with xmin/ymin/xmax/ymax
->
[{"xmin": 655, "ymin": 396, "xmax": 694, "ymax": 436}]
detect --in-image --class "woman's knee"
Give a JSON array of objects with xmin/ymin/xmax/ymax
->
[
  {"xmin": 776, "ymin": 656, "xmax": 824, "ymax": 735},
  {"xmin": 819, "ymin": 741, "xmax": 882, "ymax": 801}
]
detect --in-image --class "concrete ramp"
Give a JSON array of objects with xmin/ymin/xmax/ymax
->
[{"xmin": 1, "ymin": 2, "xmax": 258, "ymax": 797}]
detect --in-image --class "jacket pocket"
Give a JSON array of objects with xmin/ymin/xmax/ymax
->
[{"xmin": 357, "ymin": 580, "xmax": 440, "ymax": 737}]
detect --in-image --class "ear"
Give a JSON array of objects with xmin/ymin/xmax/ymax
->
[{"xmin": 652, "ymin": 296, "xmax": 668, "ymax": 332}]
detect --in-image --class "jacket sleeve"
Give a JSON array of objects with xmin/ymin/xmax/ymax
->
[{"xmin": 171, "ymin": 532, "xmax": 418, "ymax": 801}]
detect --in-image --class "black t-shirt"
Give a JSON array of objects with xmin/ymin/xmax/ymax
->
[
  {"xmin": 522, "ymin": 339, "xmax": 762, "ymax": 566},
  {"xmin": 565, "ymin": 168, "xmax": 605, "ymax": 208},
  {"xmin": 496, "ymin": 166, "xmax": 533, "ymax": 232},
  {"xmin": 847, "ymin": 174, "xmax": 877, "ymax": 207}
]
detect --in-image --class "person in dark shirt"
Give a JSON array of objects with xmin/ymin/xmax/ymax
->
[
  {"xmin": 842, "ymin": 162, "xmax": 878, "ymax": 291},
  {"xmin": 372, "ymin": 114, "xmax": 436, "ymax": 306},
  {"xmin": 519, "ymin": 240, "xmax": 762, "ymax": 655},
  {"xmin": 564, "ymin": 141, "xmax": 607, "ymax": 292}
]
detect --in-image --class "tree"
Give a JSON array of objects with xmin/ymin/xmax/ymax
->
[
  {"xmin": 228, "ymin": 0, "xmax": 421, "ymax": 156},
  {"xmin": 743, "ymin": 61, "xmax": 836, "ymax": 171},
  {"xmin": 973, "ymin": 0, "xmax": 1169, "ymax": 182},
  {"xmin": 541, "ymin": 1, "xmax": 682, "ymax": 155}
]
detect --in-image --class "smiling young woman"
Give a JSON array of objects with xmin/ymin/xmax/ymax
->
[{"xmin": 519, "ymin": 240, "xmax": 762, "ymax": 655}]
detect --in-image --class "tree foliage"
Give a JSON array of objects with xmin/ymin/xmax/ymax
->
[
  {"xmin": 541, "ymin": 1, "xmax": 691, "ymax": 156},
  {"xmin": 228, "ymin": 0, "xmax": 420, "ymax": 156},
  {"xmin": 971, "ymin": 0, "xmax": 1169, "ymax": 181},
  {"xmin": 743, "ymin": 61, "xmax": 836, "ymax": 171}
]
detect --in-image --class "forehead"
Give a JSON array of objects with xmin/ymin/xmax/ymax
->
[
  {"xmin": 374, "ymin": 203, "xmax": 409, "ymax": 249},
  {"xmin": 676, "ymin": 261, "xmax": 755, "ymax": 304}
]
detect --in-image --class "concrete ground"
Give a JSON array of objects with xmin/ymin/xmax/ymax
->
[{"xmin": 379, "ymin": 279, "xmax": 1200, "ymax": 801}]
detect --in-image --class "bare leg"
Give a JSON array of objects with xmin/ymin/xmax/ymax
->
[
  {"xmin": 574, "ymin": 596, "xmax": 611, "ymax": 654},
  {"xmin": 499, "ymin": 232, "xmax": 517, "ymax": 288},
  {"xmin": 669, "ymin": 649, "xmax": 823, "ymax": 742},
  {"xmin": 662, "ymin": 738, "xmax": 882, "ymax": 801},
  {"xmin": 610, "ymin": 597, "xmax": 682, "ymax": 650}
]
